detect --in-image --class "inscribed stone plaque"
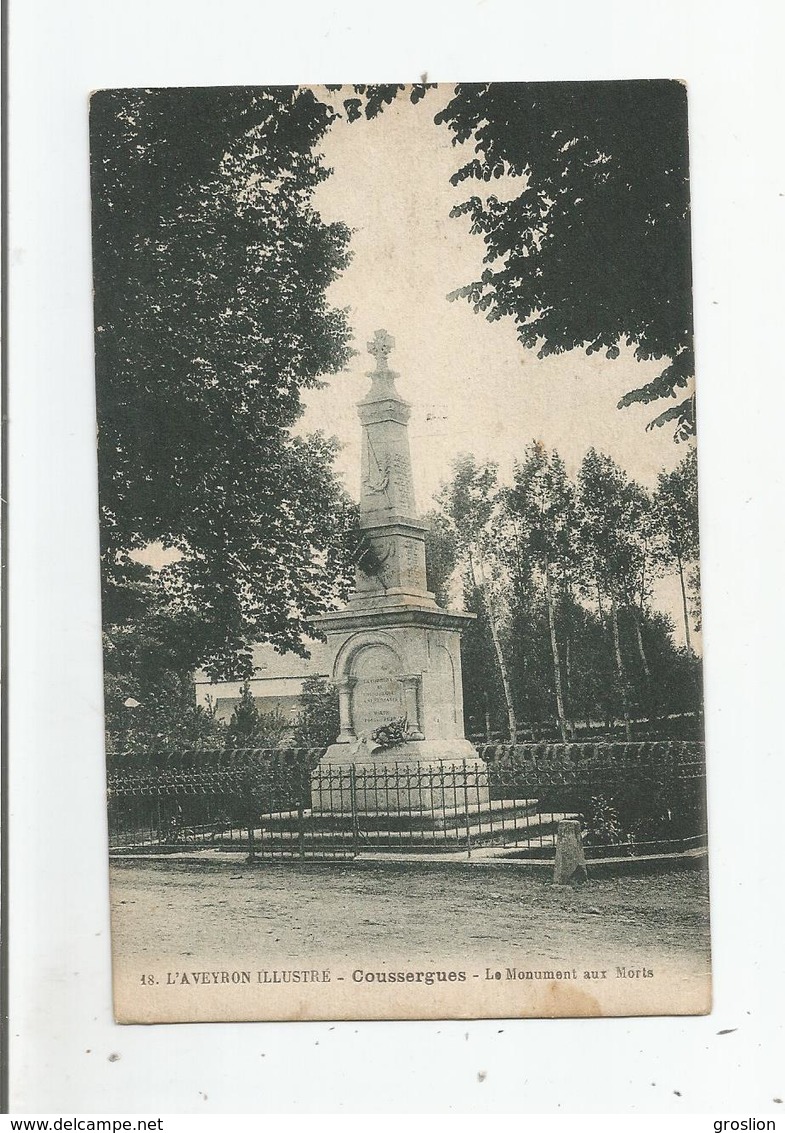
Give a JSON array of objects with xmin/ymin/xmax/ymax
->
[{"xmin": 351, "ymin": 646, "xmax": 405, "ymax": 733}]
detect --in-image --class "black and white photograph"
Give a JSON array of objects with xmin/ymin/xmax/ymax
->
[{"xmin": 89, "ymin": 81, "xmax": 711, "ymax": 1024}]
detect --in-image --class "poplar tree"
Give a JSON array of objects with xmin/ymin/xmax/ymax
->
[
  {"xmin": 435, "ymin": 456, "xmax": 518, "ymax": 744},
  {"xmin": 653, "ymin": 448, "xmax": 700, "ymax": 651},
  {"xmin": 505, "ymin": 444, "xmax": 578, "ymax": 741},
  {"xmin": 577, "ymin": 450, "xmax": 652, "ymax": 739}
]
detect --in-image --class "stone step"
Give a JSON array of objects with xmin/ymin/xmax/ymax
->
[
  {"xmin": 110, "ymin": 805, "xmax": 581, "ymax": 856},
  {"xmin": 259, "ymin": 797, "xmax": 541, "ymax": 833},
  {"xmin": 234, "ymin": 808, "xmax": 580, "ymax": 852}
]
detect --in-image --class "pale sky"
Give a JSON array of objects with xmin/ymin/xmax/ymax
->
[{"xmin": 299, "ymin": 87, "xmax": 698, "ymax": 646}]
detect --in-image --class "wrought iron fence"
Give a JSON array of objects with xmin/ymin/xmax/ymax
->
[{"xmin": 106, "ymin": 741, "xmax": 707, "ymax": 861}]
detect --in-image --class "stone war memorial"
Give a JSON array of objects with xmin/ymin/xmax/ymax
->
[{"xmin": 311, "ymin": 329, "xmax": 486, "ymax": 813}]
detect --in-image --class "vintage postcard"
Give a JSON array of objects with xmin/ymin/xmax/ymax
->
[{"xmin": 91, "ymin": 82, "xmax": 710, "ymax": 1023}]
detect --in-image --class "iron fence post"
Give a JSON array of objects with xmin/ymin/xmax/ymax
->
[
  {"xmin": 245, "ymin": 771, "xmax": 256, "ymax": 863},
  {"xmin": 349, "ymin": 764, "xmax": 360, "ymax": 859},
  {"xmin": 297, "ymin": 799, "xmax": 306, "ymax": 860},
  {"xmin": 462, "ymin": 759, "xmax": 472, "ymax": 858}
]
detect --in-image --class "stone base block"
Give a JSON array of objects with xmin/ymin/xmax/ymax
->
[
  {"xmin": 311, "ymin": 740, "xmax": 488, "ymax": 814},
  {"xmin": 319, "ymin": 738, "xmax": 478, "ymax": 766}
]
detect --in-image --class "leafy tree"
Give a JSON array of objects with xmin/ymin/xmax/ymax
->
[
  {"xmin": 555, "ymin": 601, "xmax": 616, "ymax": 731},
  {"xmin": 652, "ymin": 448, "xmax": 700, "ymax": 651},
  {"xmin": 90, "ymin": 87, "xmax": 357, "ymax": 679},
  {"xmin": 688, "ymin": 563, "xmax": 702, "ymax": 634},
  {"xmin": 620, "ymin": 491, "xmax": 659, "ymax": 685},
  {"xmin": 634, "ymin": 611, "xmax": 702, "ymax": 725},
  {"xmin": 505, "ymin": 443, "xmax": 578, "ymax": 740},
  {"xmin": 435, "ymin": 455, "xmax": 518, "ymax": 742},
  {"xmin": 423, "ymin": 511, "xmax": 459, "ymax": 610},
  {"xmin": 102, "ymin": 560, "xmax": 226, "ymax": 758},
  {"xmin": 460, "ymin": 584, "xmax": 511, "ymax": 741},
  {"xmin": 333, "ymin": 82, "xmax": 435, "ymax": 122},
  {"xmin": 501, "ymin": 585, "xmax": 555, "ymax": 739},
  {"xmin": 436, "ymin": 82, "xmax": 695, "ymax": 439},
  {"xmin": 576, "ymin": 450, "xmax": 654, "ymax": 738},
  {"xmin": 105, "ymin": 667, "xmax": 225, "ymax": 761},
  {"xmin": 292, "ymin": 677, "xmax": 340, "ymax": 748}
]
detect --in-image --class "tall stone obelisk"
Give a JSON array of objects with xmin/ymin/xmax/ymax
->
[{"xmin": 314, "ymin": 330, "xmax": 479, "ymax": 782}]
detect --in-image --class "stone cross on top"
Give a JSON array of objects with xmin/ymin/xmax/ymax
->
[{"xmin": 367, "ymin": 328, "xmax": 395, "ymax": 372}]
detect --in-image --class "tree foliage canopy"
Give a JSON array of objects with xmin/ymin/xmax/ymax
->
[
  {"xmin": 653, "ymin": 448, "xmax": 700, "ymax": 564},
  {"xmin": 577, "ymin": 449, "xmax": 652, "ymax": 604},
  {"xmin": 436, "ymin": 82, "xmax": 694, "ymax": 438},
  {"xmin": 91, "ymin": 87, "xmax": 357, "ymax": 678},
  {"xmin": 506, "ymin": 443, "xmax": 577, "ymax": 567}
]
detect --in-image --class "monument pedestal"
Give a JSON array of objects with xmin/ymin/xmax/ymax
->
[{"xmin": 310, "ymin": 601, "xmax": 480, "ymax": 813}]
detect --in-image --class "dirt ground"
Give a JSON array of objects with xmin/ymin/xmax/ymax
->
[{"xmin": 110, "ymin": 857, "xmax": 711, "ymax": 972}]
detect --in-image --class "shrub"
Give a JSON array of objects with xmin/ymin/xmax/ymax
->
[
  {"xmin": 582, "ymin": 794, "xmax": 632, "ymax": 850},
  {"xmin": 292, "ymin": 677, "xmax": 340, "ymax": 748},
  {"xmin": 225, "ymin": 683, "xmax": 290, "ymax": 750}
]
